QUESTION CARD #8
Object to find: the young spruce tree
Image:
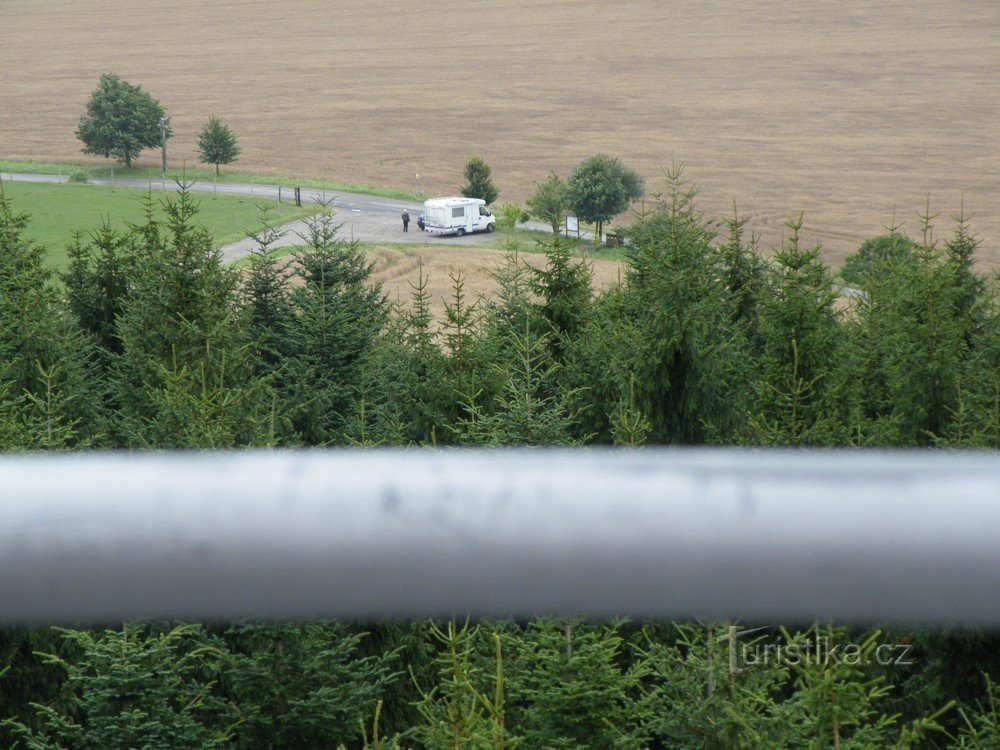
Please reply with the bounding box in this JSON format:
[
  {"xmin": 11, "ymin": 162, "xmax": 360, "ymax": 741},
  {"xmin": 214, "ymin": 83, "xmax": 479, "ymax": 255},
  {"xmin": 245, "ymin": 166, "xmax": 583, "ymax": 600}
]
[
  {"xmin": 746, "ymin": 216, "xmax": 844, "ymax": 445},
  {"xmin": 0, "ymin": 186, "xmax": 98, "ymax": 448},
  {"xmin": 279, "ymin": 203, "xmax": 387, "ymax": 445},
  {"xmin": 113, "ymin": 184, "xmax": 270, "ymax": 447},
  {"xmin": 617, "ymin": 165, "xmax": 748, "ymax": 444}
]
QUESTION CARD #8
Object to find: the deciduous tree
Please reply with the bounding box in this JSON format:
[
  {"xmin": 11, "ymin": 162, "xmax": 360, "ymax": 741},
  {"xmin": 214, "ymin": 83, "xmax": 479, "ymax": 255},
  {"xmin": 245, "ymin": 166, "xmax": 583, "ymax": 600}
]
[
  {"xmin": 197, "ymin": 115, "xmax": 241, "ymax": 175},
  {"xmin": 76, "ymin": 73, "xmax": 169, "ymax": 168},
  {"xmin": 567, "ymin": 154, "xmax": 643, "ymax": 241},
  {"xmin": 841, "ymin": 231, "xmax": 916, "ymax": 287},
  {"xmin": 527, "ymin": 172, "xmax": 569, "ymax": 233}
]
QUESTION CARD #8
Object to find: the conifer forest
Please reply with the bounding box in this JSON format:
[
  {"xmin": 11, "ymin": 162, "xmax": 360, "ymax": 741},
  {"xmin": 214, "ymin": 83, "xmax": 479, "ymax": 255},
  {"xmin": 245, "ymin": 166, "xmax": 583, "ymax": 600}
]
[{"xmin": 1, "ymin": 170, "xmax": 998, "ymax": 749}]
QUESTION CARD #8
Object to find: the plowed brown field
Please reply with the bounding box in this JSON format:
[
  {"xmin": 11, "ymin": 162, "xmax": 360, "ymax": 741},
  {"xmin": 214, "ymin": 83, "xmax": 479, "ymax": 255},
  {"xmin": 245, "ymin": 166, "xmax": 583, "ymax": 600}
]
[
  {"xmin": 2, "ymin": 0, "xmax": 997, "ymax": 271},
  {"xmin": 369, "ymin": 245, "xmax": 623, "ymax": 323}
]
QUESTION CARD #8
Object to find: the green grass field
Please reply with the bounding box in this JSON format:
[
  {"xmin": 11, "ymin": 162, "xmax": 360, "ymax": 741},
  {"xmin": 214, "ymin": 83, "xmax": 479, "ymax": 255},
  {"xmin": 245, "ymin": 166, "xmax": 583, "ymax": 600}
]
[{"xmin": 0, "ymin": 179, "xmax": 317, "ymax": 268}]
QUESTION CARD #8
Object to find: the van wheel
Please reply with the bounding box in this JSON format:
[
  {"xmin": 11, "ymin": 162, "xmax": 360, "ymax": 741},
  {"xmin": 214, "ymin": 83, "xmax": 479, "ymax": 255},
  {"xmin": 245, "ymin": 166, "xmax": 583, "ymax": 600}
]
[
  {"xmin": 485, "ymin": 223, "xmax": 494, "ymax": 233},
  {"xmin": 456, "ymin": 228, "xmax": 466, "ymax": 237}
]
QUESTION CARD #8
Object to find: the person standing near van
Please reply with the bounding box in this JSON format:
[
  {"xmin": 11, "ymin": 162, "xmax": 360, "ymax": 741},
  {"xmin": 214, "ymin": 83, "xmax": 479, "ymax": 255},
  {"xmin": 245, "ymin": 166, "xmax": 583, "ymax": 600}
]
[{"xmin": 402, "ymin": 209, "xmax": 410, "ymax": 232}]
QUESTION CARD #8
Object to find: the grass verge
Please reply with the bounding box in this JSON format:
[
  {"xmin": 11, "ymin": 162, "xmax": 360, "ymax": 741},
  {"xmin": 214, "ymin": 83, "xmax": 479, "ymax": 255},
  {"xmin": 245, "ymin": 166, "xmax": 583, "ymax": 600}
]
[{"xmin": 0, "ymin": 180, "xmax": 317, "ymax": 269}]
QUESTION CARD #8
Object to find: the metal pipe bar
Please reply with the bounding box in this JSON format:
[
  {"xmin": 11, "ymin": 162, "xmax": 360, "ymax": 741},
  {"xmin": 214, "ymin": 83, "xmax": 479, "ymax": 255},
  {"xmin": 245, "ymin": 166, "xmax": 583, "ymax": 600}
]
[{"xmin": 1, "ymin": 449, "xmax": 998, "ymax": 624}]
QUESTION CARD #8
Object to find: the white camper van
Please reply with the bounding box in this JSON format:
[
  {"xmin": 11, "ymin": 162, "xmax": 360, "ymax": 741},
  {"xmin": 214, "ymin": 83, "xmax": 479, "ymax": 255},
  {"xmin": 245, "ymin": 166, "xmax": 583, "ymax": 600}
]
[{"xmin": 422, "ymin": 197, "xmax": 496, "ymax": 237}]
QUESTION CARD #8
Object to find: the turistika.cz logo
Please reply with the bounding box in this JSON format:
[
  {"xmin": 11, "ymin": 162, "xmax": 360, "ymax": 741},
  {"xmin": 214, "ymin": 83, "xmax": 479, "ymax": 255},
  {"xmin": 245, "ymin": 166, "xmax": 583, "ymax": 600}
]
[{"xmin": 723, "ymin": 627, "xmax": 915, "ymax": 669}]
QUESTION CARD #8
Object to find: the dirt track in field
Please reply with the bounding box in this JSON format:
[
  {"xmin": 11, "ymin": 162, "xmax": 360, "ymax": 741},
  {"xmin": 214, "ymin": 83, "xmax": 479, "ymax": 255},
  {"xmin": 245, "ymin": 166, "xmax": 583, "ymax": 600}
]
[{"xmin": 2, "ymin": 0, "xmax": 997, "ymax": 273}]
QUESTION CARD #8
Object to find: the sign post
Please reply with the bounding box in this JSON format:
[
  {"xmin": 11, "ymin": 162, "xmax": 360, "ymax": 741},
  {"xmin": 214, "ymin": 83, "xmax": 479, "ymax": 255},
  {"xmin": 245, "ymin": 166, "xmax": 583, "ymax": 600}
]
[{"xmin": 158, "ymin": 117, "xmax": 168, "ymax": 173}]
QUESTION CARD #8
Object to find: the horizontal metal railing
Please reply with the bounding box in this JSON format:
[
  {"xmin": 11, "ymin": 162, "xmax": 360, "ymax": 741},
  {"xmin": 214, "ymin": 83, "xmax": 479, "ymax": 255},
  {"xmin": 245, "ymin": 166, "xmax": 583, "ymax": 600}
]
[{"xmin": 1, "ymin": 449, "xmax": 998, "ymax": 624}]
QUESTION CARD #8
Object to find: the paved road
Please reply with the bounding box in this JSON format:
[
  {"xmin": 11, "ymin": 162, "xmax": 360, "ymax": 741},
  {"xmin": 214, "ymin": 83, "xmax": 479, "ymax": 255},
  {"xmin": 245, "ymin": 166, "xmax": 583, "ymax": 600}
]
[
  {"xmin": 2, "ymin": 172, "xmax": 866, "ymax": 300},
  {"xmin": 1, "ymin": 171, "xmax": 554, "ymax": 264}
]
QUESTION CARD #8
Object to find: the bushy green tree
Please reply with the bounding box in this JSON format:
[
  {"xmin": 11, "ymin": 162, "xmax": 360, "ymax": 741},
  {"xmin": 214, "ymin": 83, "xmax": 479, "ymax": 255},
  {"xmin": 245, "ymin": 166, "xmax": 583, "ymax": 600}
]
[
  {"xmin": 529, "ymin": 235, "xmax": 593, "ymax": 358},
  {"xmin": 638, "ymin": 622, "xmax": 952, "ymax": 749},
  {"xmin": 492, "ymin": 202, "xmax": 528, "ymax": 230},
  {"xmin": 841, "ymin": 232, "xmax": 917, "ymax": 287},
  {"xmin": 0, "ymin": 187, "xmax": 98, "ymax": 448},
  {"xmin": 464, "ymin": 240, "xmax": 598, "ymax": 444},
  {"xmin": 278, "ymin": 205, "xmax": 388, "ymax": 444},
  {"xmin": 224, "ymin": 622, "xmax": 396, "ymax": 750},
  {"xmin": 62, "ymin": 223, "xmax": 136, "ymax": 358},
  {"xmin": 944, "ymin": 202, "xmax": 989, "ymax": 347},
  {"xmin": 481, "ymin": 247, "xmax": 533, "ymax": 349},
  {"xmin": 436, "ymin": 270, "xmax": 501, "ymax": 439},
  {"xmin": 558, "ymin": 285, "xmax": 639, "ymax": 444},
  {"xmin": 113, "ymin": 185, "xmax": 271, "ymax": 447},
  {"xmin": 346, "ymin": 262, "xmax": 452, "ymax": 446},
  {"xmin": 567, "ymin": 154, "xmax": 643, "ymax": 241},
  {"xmin": 882, "ymin": 629, "xmax": 1000, "ymax": 743},
  {"xmin": 411, "ymin": 620, "xmax": 517, "ymax": 750},
  {"xmin": 461, "ymin": 155, "xmax": 499, "ymax": 205},
  {"xmin": 354, "ymin": 622, "xmax": 439, "ymax": 743},
  {"xmin": 939, "ymin": 304, "xmax": 1000, "ymax": 447},
  {"xmin": 3, "ymin": 624, "xmax": 234, "ymax": 750},
  {"xmin": 953, "ymin": 675, "xmax": 1000, "ymax": 748},
  {"xmin": 238, "ymin": 214, "xmax": 294, "ymax": 382},
  {"xmin": 197, "ymin": 115, "xmax": 241, "ymax": 175},
  {"xmin": 527, "ymin": 172, "xmax": 569, "ymax": 233},
  {"xmin": 746, "ymin": 216, "xmax": 844, "ymax": 445},
  {"xmin": 637, "ymin": 621, "xmax": 785, "ymax": 748},
  {"xmin": 0, "ymin": 628, "xmax": 71, "ymax": 749},
  {"xmin": 459, "ymin": 321, "xmax": 580, "ymax": 446},
  {"xmin": 508, "ymin": 620, "xmax": 647, "ymax": 749},
  {"xmin": 840, "ymin": 205, "xmax": 979, "ymax": 445},
  {"xmin": 76, "ymin": 73, "xmax": 169, "ymax": 168},
  {"xmin": 718, "ymin": 204, "xmax": 768, "ymax": 343},
  {"xmin": 615, "ymin": 166, "xmax": 747, "ymax": 443}
]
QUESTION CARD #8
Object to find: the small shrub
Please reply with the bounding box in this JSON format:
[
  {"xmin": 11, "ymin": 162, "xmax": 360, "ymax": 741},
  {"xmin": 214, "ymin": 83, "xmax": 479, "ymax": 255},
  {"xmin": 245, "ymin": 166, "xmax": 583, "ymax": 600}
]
[
  {"xmin": 841, "ymin": 233, "xmax": 916, "ymax": 286},
  {"xmin": 494, "ymin": 201, "xmax": 528, "ymax": 230}
]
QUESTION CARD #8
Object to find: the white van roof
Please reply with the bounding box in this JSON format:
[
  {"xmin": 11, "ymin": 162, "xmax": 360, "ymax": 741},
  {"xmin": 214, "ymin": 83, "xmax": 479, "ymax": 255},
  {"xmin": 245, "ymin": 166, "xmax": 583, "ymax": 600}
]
[{"xmin": 423, "ymin": 196, "xmax": 486, "ymax": 208}]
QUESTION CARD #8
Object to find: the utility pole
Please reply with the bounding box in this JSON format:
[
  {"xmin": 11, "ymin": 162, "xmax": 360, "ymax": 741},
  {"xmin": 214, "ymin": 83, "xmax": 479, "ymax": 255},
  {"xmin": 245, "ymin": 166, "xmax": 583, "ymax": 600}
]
[{"xmin": 159, "ymin": 117, "xmax": 167, "ymax": 173}]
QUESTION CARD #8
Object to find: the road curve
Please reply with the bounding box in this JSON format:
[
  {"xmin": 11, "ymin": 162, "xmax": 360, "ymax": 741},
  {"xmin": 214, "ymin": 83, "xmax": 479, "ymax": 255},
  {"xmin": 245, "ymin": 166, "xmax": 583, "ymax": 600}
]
[{"xmin": 0, "ymin": 172, "xmax": 552, "ymax": 264}]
